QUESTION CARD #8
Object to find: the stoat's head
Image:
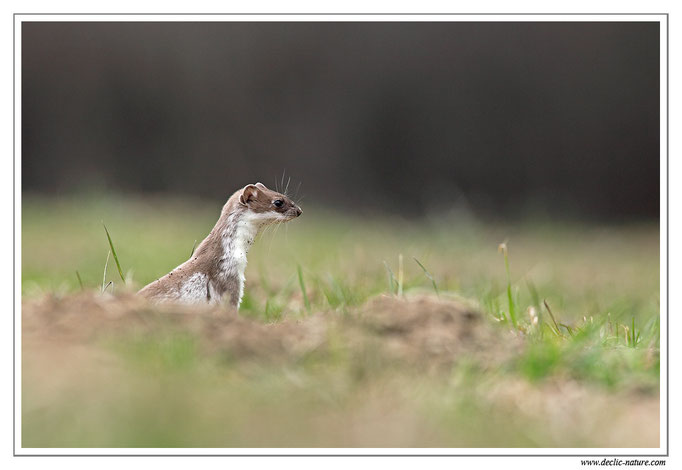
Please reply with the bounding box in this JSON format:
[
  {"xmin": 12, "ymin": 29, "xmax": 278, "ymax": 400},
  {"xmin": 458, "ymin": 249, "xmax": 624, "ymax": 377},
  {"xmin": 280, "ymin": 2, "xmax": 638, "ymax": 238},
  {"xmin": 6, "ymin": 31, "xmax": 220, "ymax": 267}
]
[{"xmin": 237, "ymin": 182, "xmax": 302, "ymax": 224}]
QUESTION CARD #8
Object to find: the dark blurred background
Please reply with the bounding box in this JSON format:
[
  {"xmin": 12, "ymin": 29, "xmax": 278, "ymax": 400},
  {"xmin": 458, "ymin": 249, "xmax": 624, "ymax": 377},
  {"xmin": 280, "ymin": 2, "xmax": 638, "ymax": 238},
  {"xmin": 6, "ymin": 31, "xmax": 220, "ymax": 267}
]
[{"xmin": 22, "ymin": 22, "xmax": 660, "ymax": 220}]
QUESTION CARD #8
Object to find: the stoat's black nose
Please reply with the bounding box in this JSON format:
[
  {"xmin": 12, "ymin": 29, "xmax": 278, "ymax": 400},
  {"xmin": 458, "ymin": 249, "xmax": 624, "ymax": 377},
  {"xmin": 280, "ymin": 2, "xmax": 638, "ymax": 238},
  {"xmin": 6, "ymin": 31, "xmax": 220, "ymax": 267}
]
[{"xmin": 295, "ymin": 206, "xmax": 302, "ymax": 217}]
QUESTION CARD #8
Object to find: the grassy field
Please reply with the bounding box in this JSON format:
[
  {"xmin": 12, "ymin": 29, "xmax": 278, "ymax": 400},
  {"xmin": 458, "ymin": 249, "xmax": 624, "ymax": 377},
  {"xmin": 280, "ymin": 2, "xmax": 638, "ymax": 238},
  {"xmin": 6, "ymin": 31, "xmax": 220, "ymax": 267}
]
[{"xmin": 21, "ymin": 194, "xmax": 661, "ymax": 448}]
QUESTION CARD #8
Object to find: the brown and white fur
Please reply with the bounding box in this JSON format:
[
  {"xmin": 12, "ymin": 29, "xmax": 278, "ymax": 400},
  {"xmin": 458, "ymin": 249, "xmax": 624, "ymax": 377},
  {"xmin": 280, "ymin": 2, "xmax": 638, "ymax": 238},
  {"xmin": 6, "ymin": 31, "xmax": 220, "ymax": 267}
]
[{"xmin": 138, "ymin": 182, "xmax": 302, "ymax": 308}]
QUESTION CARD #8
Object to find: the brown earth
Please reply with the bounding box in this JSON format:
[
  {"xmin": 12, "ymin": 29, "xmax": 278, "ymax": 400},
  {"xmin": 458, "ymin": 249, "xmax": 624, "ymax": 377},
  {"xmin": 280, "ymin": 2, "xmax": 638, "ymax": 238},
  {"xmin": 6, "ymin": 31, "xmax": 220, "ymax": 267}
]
[
  {"xmin": 22, "ymin": 291, "xmax": 520, "ymax": 368},
  {"xmin": 21, "ymin": 292, "xmax": 660, "ymax": 448}
]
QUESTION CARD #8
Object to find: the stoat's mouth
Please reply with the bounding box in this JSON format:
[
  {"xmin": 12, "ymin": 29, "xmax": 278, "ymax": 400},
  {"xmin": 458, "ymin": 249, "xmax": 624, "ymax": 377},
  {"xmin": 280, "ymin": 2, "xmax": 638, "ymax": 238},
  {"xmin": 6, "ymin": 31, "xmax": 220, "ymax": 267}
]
[
  {"xmin": 263, "ymin": 211, "xmax": 298, "ymax": 225},
  {"xmin": 283, "ymin": 206, "xmax": 302, "ymax": 220},
  {"xmin": 287, "ymin": 206, "xmax": 303, "ymax": 220}
]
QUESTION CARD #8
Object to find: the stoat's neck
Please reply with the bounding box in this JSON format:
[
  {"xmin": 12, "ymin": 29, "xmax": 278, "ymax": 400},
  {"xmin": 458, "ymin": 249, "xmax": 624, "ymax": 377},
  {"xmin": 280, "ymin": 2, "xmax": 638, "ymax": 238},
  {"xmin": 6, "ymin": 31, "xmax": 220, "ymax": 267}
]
[
  {"xmin": 222, "ymin": 211, "xmax": 261, "ymax": 260},
  {"xmin": 213, "ymin": 209, "xmax": 267, "ymax": 306}
]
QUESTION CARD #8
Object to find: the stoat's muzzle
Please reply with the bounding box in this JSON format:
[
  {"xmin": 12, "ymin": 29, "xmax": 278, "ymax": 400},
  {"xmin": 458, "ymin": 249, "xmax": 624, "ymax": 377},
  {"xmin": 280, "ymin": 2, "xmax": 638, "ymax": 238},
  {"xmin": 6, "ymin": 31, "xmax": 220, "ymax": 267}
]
[{"xmin": 289, "ymin": 205, "xmax": 302, "ymax": 218}]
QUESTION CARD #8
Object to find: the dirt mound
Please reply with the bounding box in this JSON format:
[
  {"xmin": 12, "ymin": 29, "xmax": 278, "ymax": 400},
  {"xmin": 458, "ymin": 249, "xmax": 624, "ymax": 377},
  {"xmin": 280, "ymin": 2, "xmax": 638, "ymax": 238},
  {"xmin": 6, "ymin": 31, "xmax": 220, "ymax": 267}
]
[
  {"xmin": 22, "ymin": 291, "xmax": 517, "ymax": 368},
  {"xmin": 356, "ymin": 294, "xmax": 520, "ymax": 366}
]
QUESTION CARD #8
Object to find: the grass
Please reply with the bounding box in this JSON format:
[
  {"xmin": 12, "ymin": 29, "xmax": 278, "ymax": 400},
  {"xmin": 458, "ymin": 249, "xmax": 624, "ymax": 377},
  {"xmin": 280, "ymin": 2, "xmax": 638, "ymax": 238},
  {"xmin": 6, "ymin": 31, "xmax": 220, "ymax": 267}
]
[
  {"xmin": 413, "ymin": 257, "xmax": 439, "ymax": 297},
  {"xmin": 103, "ymin": 223, "xmax": 126, "ymax": 283},
  {"xmin": 498, "ymin": 242, "xmax": 517, "ymax": 328},
  {"xmin": 75, "ymin": 270, "xmax": 83, "ymax": 290},
  {"xmin": 297, "ymin": 264, "xmax": 311, "ymax": 313},
  {"xmin": 20, "ymin": 193, "xmax": 661, "ymax": 448}
]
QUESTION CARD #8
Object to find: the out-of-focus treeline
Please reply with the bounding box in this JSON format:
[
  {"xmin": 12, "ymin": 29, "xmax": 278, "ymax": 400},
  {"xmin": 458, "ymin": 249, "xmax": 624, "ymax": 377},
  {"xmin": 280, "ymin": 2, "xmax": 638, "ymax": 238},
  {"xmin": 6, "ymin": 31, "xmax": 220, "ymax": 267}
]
[{"xmin": 22, "ymin": 21, "xmax": 660, "ymax": 219}]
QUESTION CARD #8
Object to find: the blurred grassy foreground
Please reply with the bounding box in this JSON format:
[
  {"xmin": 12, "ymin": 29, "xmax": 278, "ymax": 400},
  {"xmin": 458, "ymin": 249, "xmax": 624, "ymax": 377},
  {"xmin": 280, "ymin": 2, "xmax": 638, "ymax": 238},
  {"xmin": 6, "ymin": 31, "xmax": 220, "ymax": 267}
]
[{"xmin": 21, "ymin": 194, "xmax": 660, "ymax": 448}]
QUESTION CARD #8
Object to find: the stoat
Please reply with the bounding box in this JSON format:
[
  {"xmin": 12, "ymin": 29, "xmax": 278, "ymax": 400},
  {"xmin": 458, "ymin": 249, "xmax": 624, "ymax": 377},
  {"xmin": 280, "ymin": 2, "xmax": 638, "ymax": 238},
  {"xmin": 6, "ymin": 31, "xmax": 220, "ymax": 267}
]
[{"xmin": 138, "ymin": 182, "xmax": 302, "ymax": 308}]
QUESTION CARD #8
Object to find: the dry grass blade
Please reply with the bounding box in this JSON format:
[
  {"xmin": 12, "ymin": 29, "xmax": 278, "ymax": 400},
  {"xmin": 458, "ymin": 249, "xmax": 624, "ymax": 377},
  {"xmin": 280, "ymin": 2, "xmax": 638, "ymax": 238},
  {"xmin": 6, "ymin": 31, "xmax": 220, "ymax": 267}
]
[{"xmin": 101, "ymin": 250, "xmax": 110, "ymax": 293}]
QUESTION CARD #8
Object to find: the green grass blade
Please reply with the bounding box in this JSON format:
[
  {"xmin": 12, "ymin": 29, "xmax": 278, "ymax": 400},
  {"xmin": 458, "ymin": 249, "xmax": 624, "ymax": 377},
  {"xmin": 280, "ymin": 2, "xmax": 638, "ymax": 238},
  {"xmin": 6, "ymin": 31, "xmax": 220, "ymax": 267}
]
[
  {"xmin": 397, "ymin": 253, "xmax": 404, "ymax": 297},
  {"xmin": 543, "ymin": 299, "xmax": 563, "ymax": 337},
  {"xmin": 103, "ymin": 223, "xmax": 125, "ymax": 282},
  {"xmin": 75, "ymin": 270, "xmax": 84, "ymax": 290},
  {"xmin": 190, "ymin": 239, "xmax": 198, "ymax": 258},
  {"xmin": 383, "ymin": 261, "xmax": 397, "ymax": 295},
  {"xmin": 559, "ymin": 322, "xmax": 575, "ymax": 337},
  {"xmin": 630, "ymin": 318, "xmax": 634, "ymax": 346},
  {"xmin": 413, "ymin": 257, "xmax": 439, "ymax": 297},
  {"xmin": 297, "ymin": 265, "xmax": 311, "ymax": 313},
  {"xmin": 499, "ymin": 242, "xmax": 517, "ymax": 328},
  {"xmin": 506, "ymin": 284, "xmax": 516, "ymax": 327}
]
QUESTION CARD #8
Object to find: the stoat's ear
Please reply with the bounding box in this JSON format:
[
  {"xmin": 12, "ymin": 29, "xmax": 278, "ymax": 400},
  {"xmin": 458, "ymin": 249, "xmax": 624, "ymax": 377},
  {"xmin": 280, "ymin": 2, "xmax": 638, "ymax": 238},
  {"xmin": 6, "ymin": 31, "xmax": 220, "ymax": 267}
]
[
  {"xmin": 255, "ymin": 182, "xmax": 267, "ymax": 190},
  {"xmin": 239, "ymin": 185, "xmax": 259, "ymax": 206}
]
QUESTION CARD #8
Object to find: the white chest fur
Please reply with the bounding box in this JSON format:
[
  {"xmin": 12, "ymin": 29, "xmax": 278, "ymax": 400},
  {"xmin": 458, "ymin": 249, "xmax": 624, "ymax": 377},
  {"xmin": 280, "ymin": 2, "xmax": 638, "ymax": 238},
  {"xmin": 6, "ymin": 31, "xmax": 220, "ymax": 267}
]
[
  {"xmin": 219, "ymin": 212, "xmax": 265, "ymax": 306},
  {"xmin": 179, "ymin": 272, "xmax": 209, "ymax": 302}
]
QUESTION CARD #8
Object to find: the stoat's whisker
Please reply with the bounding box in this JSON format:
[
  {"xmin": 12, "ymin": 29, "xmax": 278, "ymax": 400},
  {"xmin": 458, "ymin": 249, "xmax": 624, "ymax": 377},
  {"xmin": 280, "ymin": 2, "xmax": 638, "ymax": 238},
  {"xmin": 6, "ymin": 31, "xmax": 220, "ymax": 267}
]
[{"xmin": 257, "ymin": 223, "xmax": 273, "ymax": 242}]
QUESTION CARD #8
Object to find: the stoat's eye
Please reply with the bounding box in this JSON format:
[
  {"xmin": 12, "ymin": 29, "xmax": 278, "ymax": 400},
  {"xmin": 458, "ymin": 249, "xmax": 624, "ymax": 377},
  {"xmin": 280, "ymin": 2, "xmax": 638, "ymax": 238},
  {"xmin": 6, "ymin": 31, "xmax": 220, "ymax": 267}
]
[{"xmin": 273, "ymin": 199, "xmax": 284, "ymax": 208}]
